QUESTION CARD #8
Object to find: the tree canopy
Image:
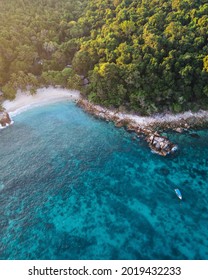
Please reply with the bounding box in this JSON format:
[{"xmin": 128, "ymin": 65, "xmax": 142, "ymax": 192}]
[{"xmin": 0, "ymin": 0, "xmax": 208, "ymax": 114}]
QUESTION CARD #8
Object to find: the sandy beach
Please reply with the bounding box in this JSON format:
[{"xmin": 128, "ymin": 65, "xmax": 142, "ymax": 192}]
[
  {"xmin": 3, "ymin": 86, "xmax": 80, "ymax": 117},
  {"xmin": 2, "ymin": 86, "xmax": 208, "ymax": 131}
]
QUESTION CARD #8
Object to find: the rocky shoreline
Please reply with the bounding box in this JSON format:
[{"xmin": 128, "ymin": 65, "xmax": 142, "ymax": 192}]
[
  {"xmin": 1, "ymin": 92, "xmax": 208, "ymax": 156},
  {"xmin": 77, "ymin": 99, "xmax": 208, "ymax": 156},
  {"xmin": 0, "ymin": 111, "xmax": 12, "ymax": 129}
]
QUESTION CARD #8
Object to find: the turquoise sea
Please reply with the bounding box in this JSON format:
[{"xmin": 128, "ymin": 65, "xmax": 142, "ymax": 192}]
[{"xmin": 0, "ymin": 101, "xmax": 207, "ymax": 260}]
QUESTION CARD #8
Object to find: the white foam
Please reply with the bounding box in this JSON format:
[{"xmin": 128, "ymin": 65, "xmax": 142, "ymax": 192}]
[{"xmin": 0, "ymin": 122, "xmax": 12, "ymax": 130}]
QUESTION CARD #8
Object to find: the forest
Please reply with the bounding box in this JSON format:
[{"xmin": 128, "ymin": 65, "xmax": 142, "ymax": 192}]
[{"xmin": 0, "ymin": 0, "xmax": 208, "ymax": 115}]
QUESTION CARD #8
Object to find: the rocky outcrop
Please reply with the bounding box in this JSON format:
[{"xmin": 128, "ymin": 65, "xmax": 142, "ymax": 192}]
[
  {"xmin": 146, "ymin": 133, "xmax": 177, "ymax": 156},
  {"xmin": 77, "ymin": 99, "xmax": 177, "ymax": 156},
  {"xmin": 0, "ymin": 111, "xmax": 12, "ymax": 128}
]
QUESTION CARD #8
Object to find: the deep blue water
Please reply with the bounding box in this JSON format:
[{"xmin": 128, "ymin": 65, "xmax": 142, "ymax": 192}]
[{"xmin": 0, "ymin": 101, "xmax": 208, "ymax": 260}]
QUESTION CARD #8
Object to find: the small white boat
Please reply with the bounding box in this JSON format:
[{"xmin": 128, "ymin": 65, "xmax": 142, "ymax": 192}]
[{"xmin": 175, "ymin": 188, "xmax": 182, "ymax": 200}]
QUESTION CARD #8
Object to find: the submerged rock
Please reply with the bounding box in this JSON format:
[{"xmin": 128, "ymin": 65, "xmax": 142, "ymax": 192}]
[
  {"xmin": 189, "ymin": 133, "xmax": 200, "ymax": 138},
  {"xmin": 156, "ymin": 167, "xmax": 170, "ymax": 175}
]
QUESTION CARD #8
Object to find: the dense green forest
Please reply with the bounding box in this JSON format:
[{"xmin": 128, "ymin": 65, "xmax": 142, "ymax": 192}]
[{"xmin": 0, "ymin": 0, "xmax": 208, "ymax": 114}]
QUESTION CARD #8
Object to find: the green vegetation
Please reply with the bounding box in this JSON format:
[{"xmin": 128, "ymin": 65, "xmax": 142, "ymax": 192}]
[
  {"xmin": 0, "ymin": 0, "xmax": 87, "ymax": 99},
  {"xmin": 0, "ymin": 0, "xmax": 208, "ymax": 114}
]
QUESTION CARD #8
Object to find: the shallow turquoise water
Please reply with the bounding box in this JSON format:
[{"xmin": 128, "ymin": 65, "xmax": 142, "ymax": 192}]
[{"xmin": 0, "ymin": 101, "xmax": 207, "ymax": 260}]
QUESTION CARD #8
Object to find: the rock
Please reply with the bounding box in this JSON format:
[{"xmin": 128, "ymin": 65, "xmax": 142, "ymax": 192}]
[
  {"xmin": 98, "ymin": 112, "xmax": 105, "ymax": 119},
  {"xmin": 184, "ymin": 123, "xmax": 190, "ymax": 129},
  {"xmin": 114, "ymin": 118, "xmax": 131, "ymax": 128},
  {"xmin": 77, "ymin": 99, "xmax": 178, "ymax": 156},
  {"xmin": 146, "ymin": 133, "xmax": 177, "ymax": 156},
  {"xmin": 0, "ymin": 111, "xmax": 11, "ymax": 127},
  {"xmin": 115, "ymin": 121, "xmax": 124, "ymax": 128},
  {"xmin": 155, "ymin": 142, "xmax": 161, "ymax": 149},
  {"xmin": 175, "ymin": 127, "xmax": 183, "ymax": 133},
  {"xmin": 157, "ymin": 167, "xmax": 170, "ymax": 175},
  {"xmin": 126, "ymin": 122, "xmax": 138, "ymax": 132},
  {"xmin": 111, "ymin": 115, "xmax": 120, "ymax": 122}
]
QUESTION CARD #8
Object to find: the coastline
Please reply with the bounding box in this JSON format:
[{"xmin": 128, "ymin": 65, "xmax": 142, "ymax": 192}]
[
  {"xmin": 1, "ymin": 87, "xmax": 208, "ymax": 155},
  {"xmin": 77, "ymin": 99, "xmax": 208, "ymax": 132},
  {"xmin": 2, "ymin": 87, "xmax": 208, "ymax": 131},
  {"xmin": 2, "ymin": 86, "xmax": 80, "ymax": 117},
  {"xmin": 77, "ymin": 99, "xmax": 208, "ymax": 155}
]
